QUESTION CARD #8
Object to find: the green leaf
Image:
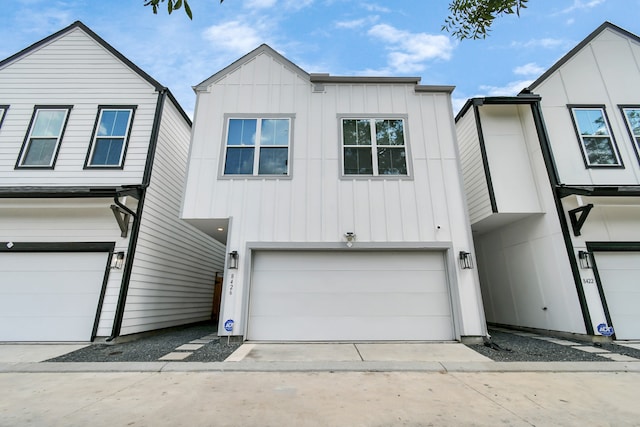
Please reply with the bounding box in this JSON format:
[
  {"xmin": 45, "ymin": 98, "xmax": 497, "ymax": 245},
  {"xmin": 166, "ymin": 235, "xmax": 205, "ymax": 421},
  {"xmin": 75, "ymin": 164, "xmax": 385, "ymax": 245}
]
[{"xmin": 184, "ymin": 0, "xmax": 193, "ymax": 19}]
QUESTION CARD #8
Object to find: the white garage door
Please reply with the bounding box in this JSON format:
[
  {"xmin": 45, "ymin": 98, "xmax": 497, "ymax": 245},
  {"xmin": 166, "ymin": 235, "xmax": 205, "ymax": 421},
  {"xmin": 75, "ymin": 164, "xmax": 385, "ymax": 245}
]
[
  {"xmin": 594, "ymin": 251, "xmax": 640, "ymax": 340},
  {"xmin": 0, "ymin": 252, "xmax": 109, "ymax": 342},
  {"xmin": 247, "ymin": 250, "xmax": 454, "ymax": 341}
]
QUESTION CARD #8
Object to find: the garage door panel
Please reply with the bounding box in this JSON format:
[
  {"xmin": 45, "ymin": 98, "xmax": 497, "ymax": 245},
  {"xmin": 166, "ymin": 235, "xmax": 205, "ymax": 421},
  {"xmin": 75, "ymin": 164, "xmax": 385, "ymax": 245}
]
[
  {"xmin": 254, "ymin": 251, "xmax": 445, "ymax": 271},
  {"xmin": 249, "ymin": 316, "xmax": 455, "ymax": 341},
  {"xmin": 251, "ymin": 270, "xmax": 448, "ymax": 294},
  {"xmin": 594, "ymin": 251, "xmax": 640, "ymax": 340},
  {"xmin": 248, "ymin": 250, "xmax": 454, "ymax": 341},
  {"xmin": 0, "ymin": 252, "xmax": 108, "ymax": 342}
]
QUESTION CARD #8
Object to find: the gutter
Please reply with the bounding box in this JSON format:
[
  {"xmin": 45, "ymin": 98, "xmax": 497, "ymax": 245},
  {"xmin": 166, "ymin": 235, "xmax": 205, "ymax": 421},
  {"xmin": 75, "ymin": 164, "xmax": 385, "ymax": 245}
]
[{"xmin": 108, "ymin": 88, "xmax": 168, "ymax": 341}]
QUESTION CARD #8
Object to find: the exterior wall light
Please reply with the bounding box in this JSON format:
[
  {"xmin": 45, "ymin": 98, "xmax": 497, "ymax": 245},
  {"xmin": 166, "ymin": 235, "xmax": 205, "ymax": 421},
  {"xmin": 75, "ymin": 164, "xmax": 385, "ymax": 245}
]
[
  {"xmin": 459, "ymin": 251, "xmax": 473, "ymax": 269},
  {"xmin": 228, "ymin": 250, "xmax": 239, "ymax": 269},
  {"xmin": 344, "ymin": 232, "xmax": 356, "ymax": 248},
  {"xmin": 111, "ymin": 251, "xmax": 125, "ymax": 269},
  {"xmin": 578, "ymin": 250, "xmax": 592, "ymax": 269}
]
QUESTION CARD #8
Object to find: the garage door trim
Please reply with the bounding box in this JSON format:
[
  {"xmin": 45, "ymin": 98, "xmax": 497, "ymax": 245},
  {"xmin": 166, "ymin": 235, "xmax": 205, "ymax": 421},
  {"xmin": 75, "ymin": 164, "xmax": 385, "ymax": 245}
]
[
  {"xmin": 588, "ymin": 241, "xmax": 640, "ymax": 340},
  {"xmin": 240, "ymin": 242, "xmax": 462, "ymax": 341},
  {"xmin": 1, "ymin": 241, "xmax": 115, "ymax": 341}
]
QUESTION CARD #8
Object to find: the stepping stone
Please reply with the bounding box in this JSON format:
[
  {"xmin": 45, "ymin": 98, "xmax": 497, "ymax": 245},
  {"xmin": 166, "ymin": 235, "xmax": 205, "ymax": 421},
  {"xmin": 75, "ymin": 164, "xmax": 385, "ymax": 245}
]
[
  {"xmin": 572, "ymin": 346, "xmax": 610, "ymax": 354},
  {"xmin": 159, "ymin": 352, "xmax": 192, "ymax": 361},
  {"xmin": 175, "ymin": 344, "xmax": 204, "ymax": 351},
  {"xmin": 598, "ymin": 353, "xmax": 639, "ymax": 362}
]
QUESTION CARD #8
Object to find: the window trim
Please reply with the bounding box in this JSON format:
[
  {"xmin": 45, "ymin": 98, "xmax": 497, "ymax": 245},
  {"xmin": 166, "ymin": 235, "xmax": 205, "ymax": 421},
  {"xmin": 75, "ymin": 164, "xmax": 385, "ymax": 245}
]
[
  {"xmin": 84, "ymin": 105, "xmax": 136, "ymax": 169},
  {"xmin": 219, "ymin": 114, "xmax": 294, "ymax": 179},
  {"xmin": 568, "ymin": 105, "xmax": 624, "ymax": 169},
  {"xmin": 619, "ymin": 104, "xmax": 640, "ymax": 167},
  {"xmin": 15, "ymin": 105, "xmax": 73, "ymax": 169},
  {"xmin": 338, "ymin": 114, "xmax": 412, "ymax": 179},
  {"xmin": 0, "ymin": 105, "xmax": 8, "ymax": 130}
]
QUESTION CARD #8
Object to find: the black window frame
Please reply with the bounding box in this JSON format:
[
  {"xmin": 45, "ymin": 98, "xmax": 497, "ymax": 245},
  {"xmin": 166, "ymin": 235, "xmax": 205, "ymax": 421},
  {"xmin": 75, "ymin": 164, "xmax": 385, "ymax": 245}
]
[
  {"xmin": 567, "ymin": 105, "xmax": 624, "ymax": 169},
  {"xmin": 15, "ymin": 105, "xmax": 73, "ymax": 169},
  {"xmin": 84, "ymin": 105, "xmax": 136, "ymax": 169}
]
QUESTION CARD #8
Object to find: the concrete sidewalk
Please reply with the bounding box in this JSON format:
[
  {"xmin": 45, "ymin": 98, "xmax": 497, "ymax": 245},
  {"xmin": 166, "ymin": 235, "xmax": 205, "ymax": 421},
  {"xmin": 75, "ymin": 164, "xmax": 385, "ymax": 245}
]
[
  {"xmin": 1, "ymin": 370, "xmax": 639, "ymax": 426},
  {"xmin": 1, "ymin": 342, "xmax": 640, "ymax": 373}
]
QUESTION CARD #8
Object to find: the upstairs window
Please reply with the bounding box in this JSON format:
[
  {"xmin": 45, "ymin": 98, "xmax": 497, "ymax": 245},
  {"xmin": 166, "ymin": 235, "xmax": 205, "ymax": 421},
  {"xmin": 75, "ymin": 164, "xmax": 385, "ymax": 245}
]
[
  {"xmin": 569, "ymin": 107, "xmax": 622, "ymax": 167},
  {"xmin": 342, "ymin": 118, "xmax": 407, "ymax": 176},
  {"xmin": 17, "ymin": 106, "xmax": 71, "ymax": 168},
  {"xmin": 621, "ymin": 106, "xmax": 640, "ymax": 161},
  {"xmin": 86, "ymin": 107, "xmax": 135, "ymax": 168},
  {"xmin": 223, "ymin": 118, "xmax": 290, "ymax": 176}
]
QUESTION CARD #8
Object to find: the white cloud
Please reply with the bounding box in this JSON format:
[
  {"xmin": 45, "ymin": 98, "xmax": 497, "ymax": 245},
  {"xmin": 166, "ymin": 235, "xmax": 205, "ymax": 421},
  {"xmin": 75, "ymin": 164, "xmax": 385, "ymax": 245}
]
[
  {"xmin": 283, "ymin": 0, "xmax": 314, "ymax": 10},
  {"xmin": 244, "ymin": 0, "xmax": 277, "ymax": 8},
  {"xmin": 335, "ymin": 16, "xmax": 378, "ymax": 29},
  {"xmin": 202, "ymin": 20, "xmax": 267, "ymax": 52},
  {"xmin": 368, "ymin": 24, "xmax": 454, "ymax": 74},
  {"xmin": 513, "ymin": 62, "xmax": 544, "ymax": 76},
  {"xmin": 479, "ymin": 79, "xmax": 534, "ymax": 96},
  {"xmin": 559, "ymin": 0, "xmax": 606, "ymax": 14},
  {"xmin": 360, "ymin": 3, "xmax": 391, "ymax": 13},
  {"xmin": 511, "ymin": 38, "xmax": 568, "ymax": 49}
]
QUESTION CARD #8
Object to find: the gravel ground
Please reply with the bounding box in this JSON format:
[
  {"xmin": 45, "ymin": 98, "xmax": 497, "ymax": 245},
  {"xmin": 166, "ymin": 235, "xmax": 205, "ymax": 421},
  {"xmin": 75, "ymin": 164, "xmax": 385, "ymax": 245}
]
[
  {"xmin": 467, "ymin": 328, "xmax": 640, "ymax": 362},
  {"xmin": 47, "ymin": 323, "xmax": 241, "ymax": 363},
  {"xmin": 46, "ymin": 324, "xmax": 640, "ymax": 363}
]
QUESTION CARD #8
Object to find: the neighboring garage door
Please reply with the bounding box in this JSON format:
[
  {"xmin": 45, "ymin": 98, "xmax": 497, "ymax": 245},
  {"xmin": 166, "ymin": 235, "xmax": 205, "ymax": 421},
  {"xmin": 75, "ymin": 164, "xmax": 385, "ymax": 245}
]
[
  {"xmin": 594, "ymin": 251, "xmax": 640, "ymax": 340},
  {"xmin": 0, "ymin": 252, "xmax": 109, "ymax": 342},
  {"xmin": 247, "ymin": 250, "xmax": 454, "ymax": 341}
]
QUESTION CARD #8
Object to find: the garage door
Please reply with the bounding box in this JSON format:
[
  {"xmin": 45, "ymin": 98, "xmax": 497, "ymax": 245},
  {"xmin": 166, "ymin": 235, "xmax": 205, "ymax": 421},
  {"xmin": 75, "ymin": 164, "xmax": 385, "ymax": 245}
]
[
  {"xmin": 0, "ymin": 252, "xmax": 109, "ymax": 341},
  {"xmin": 247, "ymin": 250, "xmax": 454, "ymax": 341},
  {"xmin": 594, "ymin": 251, "xmax": 640, "ymax": 340}
]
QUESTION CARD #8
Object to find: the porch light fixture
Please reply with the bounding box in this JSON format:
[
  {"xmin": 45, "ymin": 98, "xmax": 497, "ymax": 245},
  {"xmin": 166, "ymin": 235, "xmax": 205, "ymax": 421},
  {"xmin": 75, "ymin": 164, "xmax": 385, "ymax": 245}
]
[
  {"xmin": 578, "ymin": 250, "xmax": 592, "ymax": 269},
  {"xmin": 111, "ymin": 251, "xmax": 125, "ymax": 269},
  {"xmin": 228, "ymin": 251, "xmax": 239, "ymax": 269},
  {"xmin": 459, "ymin": 251, "xmax": 473, "ymax": 269}
]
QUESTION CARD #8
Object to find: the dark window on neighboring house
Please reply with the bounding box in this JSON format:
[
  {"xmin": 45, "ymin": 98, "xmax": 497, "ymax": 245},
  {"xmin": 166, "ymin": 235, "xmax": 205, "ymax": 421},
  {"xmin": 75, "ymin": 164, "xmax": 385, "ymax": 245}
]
[
  {"xmin": 85, "ymin": 106, "xmax": 135, "ymax": 168},
  {"xmin": 620, "ymin": 106, "xmax": 640, "ymax": 164},
  {"xmin": 16, "ymin": 106, "xmax": 72, "ymax": 168},
  {"xmin": 569, "ymin": 106, "xmax": 622, "ymax": 167}
]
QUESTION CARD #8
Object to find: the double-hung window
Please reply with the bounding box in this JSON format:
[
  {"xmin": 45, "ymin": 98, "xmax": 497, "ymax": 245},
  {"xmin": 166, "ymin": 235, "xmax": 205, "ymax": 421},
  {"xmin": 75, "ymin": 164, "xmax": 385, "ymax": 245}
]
[
  {"xmin": 223, "ymin": 117, "xmax": 291, "ymax": 176},
  {"xmin": 17, "ymin": 106, "xmax": 71, "ymax": 168},
  {"xmin": 621, "ymin": 106, "xmax": 640, "ymax": 161},
  {"xmin": 569, "ymin": 106, "xmax": 622, "ymax": 167},
  {"xmin": 342, "ymin": 118, "xmax": 407, "ymax": 176},
  {"xmin": 86, "ymin": 106, "xmax": 135, "ymax": 168}
]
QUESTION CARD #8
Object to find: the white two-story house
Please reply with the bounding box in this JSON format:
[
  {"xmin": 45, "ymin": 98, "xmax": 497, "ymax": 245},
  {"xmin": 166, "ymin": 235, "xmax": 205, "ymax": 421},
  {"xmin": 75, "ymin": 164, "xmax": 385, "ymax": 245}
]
[
  {"xmin": 0, "ymin": 21, "xmax": 225, "ymax": 342},
  {"xmin": 181, "ymin": 44, "xmax": 487, "ymax": 342},
  {"xmin": 456, "ymin": 22, "xmax": 640, "ymax": 340}
]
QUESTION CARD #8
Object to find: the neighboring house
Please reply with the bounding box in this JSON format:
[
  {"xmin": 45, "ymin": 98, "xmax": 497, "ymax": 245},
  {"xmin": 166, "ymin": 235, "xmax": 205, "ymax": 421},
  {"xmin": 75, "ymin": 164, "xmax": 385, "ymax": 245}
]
[
  {"xmin": 181, "ymin": 44, "xmax": 487, "ymax": 342},
  {"xmin": 0, "ymin": 21, "xmax": 225, "ymax": 342},
  {"xmin": 455, "ymin": 22, "xmax": 640, "ymax": 340}
]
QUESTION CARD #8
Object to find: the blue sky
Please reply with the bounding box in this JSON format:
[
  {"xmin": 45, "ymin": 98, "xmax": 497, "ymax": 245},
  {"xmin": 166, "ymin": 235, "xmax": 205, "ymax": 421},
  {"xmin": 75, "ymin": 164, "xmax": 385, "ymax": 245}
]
[{"xmin": 0, "ymin": 0, "xmax": 637, "ymax": 116}]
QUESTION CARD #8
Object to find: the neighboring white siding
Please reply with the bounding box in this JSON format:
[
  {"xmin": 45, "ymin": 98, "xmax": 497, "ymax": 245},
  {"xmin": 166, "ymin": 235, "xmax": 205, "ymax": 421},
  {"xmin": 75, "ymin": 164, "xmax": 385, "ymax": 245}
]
[
  {"xmin": 0, "ymin": 198, "xmax": 133, "ymax": 337},
  {"xmin": 121, "ymin": 99, "xmax": 226, "ymax": 335},
  {"xmin": 456, "ymin": 107, "xmax": 493, "ymax": 224},
  {"xmin": 0, "ymin": 27, "xmax": 157, "ymax": 186},
  {"xmin": 183, "ymin": 50, "xmax": 485, "ymax": 338},
  {"xmin": 535, "ymin": 28, "xmax": 640, "ymax": 186}
]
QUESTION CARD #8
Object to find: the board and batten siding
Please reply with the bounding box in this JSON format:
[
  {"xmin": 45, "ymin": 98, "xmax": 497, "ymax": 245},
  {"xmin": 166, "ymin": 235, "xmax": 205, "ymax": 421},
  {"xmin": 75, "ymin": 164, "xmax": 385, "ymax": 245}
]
[
  {"xmin": 121, "ymin": 99, "xmax": 226, "ymax": 335},
  {"xmin": 533, "ymin": 27, "xmax": 640, "ymax": 186},
  {"xmin": 455, "ymin": 107, "xmax": 493, "ymax": 225},
  {"xmin": 183, "ymin": 50, "xmax": 485, "ymax": 337},
  {"xmin": 0, "ymin": 27, "xmax": 157, "ymax": 186}
]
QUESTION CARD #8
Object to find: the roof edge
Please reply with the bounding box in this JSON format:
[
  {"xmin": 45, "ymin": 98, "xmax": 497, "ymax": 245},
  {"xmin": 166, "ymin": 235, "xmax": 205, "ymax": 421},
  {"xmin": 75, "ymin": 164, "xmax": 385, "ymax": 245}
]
[
  {"xmin": 455, "ymin": 94, "xmax": 541, "ymax": 122},
  {"xmin": 527, "ymin": 21, "xmax": 640, "ymax": 91}
]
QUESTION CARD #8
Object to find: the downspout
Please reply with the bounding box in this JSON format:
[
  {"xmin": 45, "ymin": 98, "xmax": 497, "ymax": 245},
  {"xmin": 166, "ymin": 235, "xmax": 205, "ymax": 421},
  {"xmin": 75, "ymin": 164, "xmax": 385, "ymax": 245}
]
[
  {"xmin": 530, "ymin": 100, "xmax": 594, "ymax": 335},
  {"xmin": 108, "ymin": 87, "xmax": 168, "ymax": 341}
]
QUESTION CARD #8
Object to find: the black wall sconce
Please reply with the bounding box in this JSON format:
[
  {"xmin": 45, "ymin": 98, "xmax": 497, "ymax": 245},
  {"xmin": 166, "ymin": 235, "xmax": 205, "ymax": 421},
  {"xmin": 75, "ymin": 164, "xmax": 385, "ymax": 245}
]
[
  {"xmin": 111, "ymin": 251, "xmax": 125, "ymax": 269},
  {"xmin": 228, "ymin": 251, "xmax": 239, "ymax": 269},
  {"xmin": 578, "ymin": 250, "xmax": 592, "ymax": 269},
  {"xmin": 459, "ymin": 251, "xmax": 473, "ymax": 269}
]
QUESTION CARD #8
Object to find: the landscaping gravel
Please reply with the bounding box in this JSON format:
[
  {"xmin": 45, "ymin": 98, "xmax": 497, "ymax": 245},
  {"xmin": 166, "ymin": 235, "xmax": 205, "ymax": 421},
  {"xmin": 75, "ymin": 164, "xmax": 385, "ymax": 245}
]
[
  {"xmin": 47, "ymin": 323, "xmax": 241, "ymax": 363},
  {"xmin": 467, "ymin": 328, "xmax": 640, "ymax": 362}
]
